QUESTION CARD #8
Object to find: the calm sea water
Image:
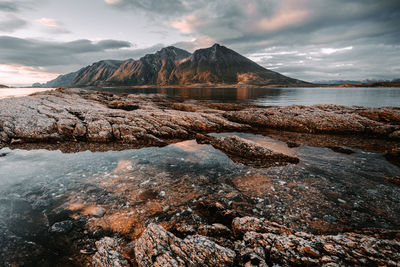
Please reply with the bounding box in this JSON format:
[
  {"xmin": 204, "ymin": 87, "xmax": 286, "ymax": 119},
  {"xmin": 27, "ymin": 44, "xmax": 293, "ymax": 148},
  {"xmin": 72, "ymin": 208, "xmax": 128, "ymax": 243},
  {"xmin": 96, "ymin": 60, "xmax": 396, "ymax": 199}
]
[
  {"xmin": 0, "ymin": 87, "xmax": 54, "ymax": 99},
  {"xmin": 1, "ymin": 87, "xmax": 399, "ymax": 107},
  {"xmin": 93, "ymin": 87, "xmax": 400, "ymax": 107}
]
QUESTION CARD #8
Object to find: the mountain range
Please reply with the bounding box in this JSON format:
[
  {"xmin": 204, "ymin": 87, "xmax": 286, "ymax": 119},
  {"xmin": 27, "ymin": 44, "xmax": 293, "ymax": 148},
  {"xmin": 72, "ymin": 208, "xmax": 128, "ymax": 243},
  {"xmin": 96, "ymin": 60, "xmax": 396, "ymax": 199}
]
[{"xmin": 33, "ymin": 44, "xmax": 310, "ymax": 88}]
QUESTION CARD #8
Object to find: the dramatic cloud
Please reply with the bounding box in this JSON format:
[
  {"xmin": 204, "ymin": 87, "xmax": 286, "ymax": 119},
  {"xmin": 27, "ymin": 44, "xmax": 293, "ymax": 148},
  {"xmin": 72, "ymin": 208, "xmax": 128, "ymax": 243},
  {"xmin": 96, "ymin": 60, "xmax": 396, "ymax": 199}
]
[
  {"xmin": 1, "ymin": 0, "xmax": 400, "ymax": 84},
  {"xmin": 0, "ymin": 35, "xmax": 166, "ymax": 84},
  {"xmin": 0, "ymin": 36, "xmax": 132, "ymax": 68}
]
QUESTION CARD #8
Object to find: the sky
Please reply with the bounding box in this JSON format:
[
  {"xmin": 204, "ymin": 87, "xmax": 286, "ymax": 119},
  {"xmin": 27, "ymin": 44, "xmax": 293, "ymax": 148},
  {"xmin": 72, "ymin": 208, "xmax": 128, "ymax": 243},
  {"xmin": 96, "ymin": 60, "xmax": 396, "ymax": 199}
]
[{"xmin": 0, "ymin": 0, "xmax": 399, "ymax": 86}]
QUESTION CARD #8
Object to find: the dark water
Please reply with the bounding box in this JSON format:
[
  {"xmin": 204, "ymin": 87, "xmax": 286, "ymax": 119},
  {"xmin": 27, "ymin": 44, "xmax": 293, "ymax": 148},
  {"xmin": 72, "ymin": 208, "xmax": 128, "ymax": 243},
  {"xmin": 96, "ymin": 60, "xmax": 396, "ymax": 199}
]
[{"xmin": 92, "ymin": 87, "xmax": 400, "ymax": 107}]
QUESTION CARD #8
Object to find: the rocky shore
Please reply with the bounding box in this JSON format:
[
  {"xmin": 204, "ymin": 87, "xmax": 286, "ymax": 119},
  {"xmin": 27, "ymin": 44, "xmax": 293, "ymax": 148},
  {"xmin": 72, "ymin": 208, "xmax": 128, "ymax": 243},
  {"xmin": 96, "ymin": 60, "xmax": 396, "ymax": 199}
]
[
  {"xmin": 1, "ymin": 88, "xmax": 400, "ymax": 266},
  {"xmin": 0, "ymin": 88, "xmax": 399, "ymax": 147}
]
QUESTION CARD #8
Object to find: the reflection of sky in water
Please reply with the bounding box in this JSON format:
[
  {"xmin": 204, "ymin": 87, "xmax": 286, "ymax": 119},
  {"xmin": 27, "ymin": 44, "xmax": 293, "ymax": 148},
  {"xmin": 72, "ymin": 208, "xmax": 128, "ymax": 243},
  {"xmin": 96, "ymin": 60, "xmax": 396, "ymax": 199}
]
[
  {"xmin": 1, "ymin": 134, "xmax": 399, "ymax": 197},
  {"xmin": 92, "ymin": 87, "xmax": 400, "ymax": 107},
  {"xmin": 0, "ymin": 141, "xmax": 238, "ymax": 193},
  {"xmin": 2, "ymin": 87, "xmax": 399, "ymax": 107},
  {"xmin": 0, "ymin": 88, "xmax": 54, "ymax": 99}
]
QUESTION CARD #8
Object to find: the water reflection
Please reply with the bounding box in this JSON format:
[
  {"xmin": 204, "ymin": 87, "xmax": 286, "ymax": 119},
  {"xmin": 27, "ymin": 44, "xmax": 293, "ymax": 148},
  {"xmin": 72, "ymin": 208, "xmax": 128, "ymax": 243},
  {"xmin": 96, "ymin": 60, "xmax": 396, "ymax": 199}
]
[
  {"xmin": 0, "ymin": 134, "xmax": 400, "ymax": 265},
  {"xmin": 92, "ymin": 87, "xmax": 400, "ymax": 107}
]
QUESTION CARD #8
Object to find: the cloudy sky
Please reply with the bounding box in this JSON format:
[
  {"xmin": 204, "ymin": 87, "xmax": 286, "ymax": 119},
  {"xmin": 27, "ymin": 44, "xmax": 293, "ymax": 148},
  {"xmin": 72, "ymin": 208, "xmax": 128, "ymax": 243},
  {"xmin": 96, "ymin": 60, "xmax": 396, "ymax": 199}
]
[{"xmin": 0, "ymin": 0, "xmax": 399, "ymax": 86}]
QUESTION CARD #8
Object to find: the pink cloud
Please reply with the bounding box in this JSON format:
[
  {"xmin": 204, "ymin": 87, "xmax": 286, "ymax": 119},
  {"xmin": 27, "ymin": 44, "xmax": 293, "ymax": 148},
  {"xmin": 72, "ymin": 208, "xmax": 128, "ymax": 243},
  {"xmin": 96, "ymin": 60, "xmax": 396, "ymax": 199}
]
[
  {"xmin": 172, "ymin": 15, "xmax": 204, "ymax": 34},
  {"xmin": 0, "ymin": 64, "xmax": 59, "ymax": 86},
  {"xmin": 254, "ymin": 0, "xmax": 309, "ymax": 31}
]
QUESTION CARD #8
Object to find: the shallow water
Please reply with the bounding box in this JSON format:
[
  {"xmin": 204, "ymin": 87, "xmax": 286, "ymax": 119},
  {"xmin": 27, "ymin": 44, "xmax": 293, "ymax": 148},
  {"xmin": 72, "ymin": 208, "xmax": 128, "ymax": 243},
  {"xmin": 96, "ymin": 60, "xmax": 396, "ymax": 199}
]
[
  {"xmin": 0, "ymin": 87, "xmax": 53, "ymax": 99},
  {"xmin": 93, "ymin": 87, "xmax": 400, "ymax": 107},
  {"xmin": 1, "ymin": 133, "xmax": 399, "ymax": 264}
]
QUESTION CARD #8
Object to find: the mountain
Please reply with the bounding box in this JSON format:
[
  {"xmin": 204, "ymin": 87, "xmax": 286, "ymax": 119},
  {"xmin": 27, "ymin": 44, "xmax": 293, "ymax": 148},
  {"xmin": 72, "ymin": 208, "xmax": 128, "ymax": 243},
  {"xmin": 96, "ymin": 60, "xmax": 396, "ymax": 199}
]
[
  {"xmin": 35, "ymin": 44, "xmax": 310, "ymax": 87},
  {"xmin": 71, "ymin": 60, "xmax": 124, "ymax": 87},
  {"xmin": 0, "ymin": 84, "xmax": 8, "ymax": 88},
  {"xmin": 107, "ymin": 46, "xmax": 191, "ymax": 85},
  {"xmin": 33, "ymin": 71, "xmax": 79, "ymax": 88}
]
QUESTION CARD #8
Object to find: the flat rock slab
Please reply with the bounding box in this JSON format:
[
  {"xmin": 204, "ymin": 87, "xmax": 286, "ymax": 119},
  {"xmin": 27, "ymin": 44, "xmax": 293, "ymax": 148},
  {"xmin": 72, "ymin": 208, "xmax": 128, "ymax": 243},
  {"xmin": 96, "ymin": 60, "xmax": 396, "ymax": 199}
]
[
  {"xmin": 1, "ymin": 89, "xmax": 400, "ymax": 150},
  {"xmin": 196, "ymin": 134, "xmax": 299, "ymax": 167}
]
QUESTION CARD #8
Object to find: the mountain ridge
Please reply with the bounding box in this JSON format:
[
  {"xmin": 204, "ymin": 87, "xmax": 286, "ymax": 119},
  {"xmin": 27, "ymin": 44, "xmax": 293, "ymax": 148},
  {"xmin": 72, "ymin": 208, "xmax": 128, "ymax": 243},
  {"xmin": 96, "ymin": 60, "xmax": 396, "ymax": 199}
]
[{"xmin": 33, "ymin": 44, "xmax": 310, "ymax": 88}]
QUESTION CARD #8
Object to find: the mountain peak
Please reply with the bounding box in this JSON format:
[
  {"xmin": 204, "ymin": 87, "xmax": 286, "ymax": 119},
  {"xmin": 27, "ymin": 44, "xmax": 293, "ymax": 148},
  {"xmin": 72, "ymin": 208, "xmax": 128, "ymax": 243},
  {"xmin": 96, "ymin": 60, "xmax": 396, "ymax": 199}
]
[{"xmin": 35, "ymin": 44, "xmax": 309, "ymax": 87}]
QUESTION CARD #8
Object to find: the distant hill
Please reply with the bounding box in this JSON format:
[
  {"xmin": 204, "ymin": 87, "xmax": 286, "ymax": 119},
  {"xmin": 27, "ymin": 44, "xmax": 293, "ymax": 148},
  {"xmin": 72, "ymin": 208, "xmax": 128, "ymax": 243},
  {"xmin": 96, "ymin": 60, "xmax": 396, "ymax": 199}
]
[
  {"xmin": 315, "ymin": 79, "xmax": 400, "ymax": 85},
  {"xmin": 335, "ymin": 82, "xmax": 400, "ymax": 88},
  {"xmin": 34, "ymin": 44, "xmax": 310, "ymax": 88},
  {"xmin": 33, "ymin": 71, "xmax": 79, "ymax": 88},
  {"xmin": 0, "ymin": 84, "xmax": 8, "ymax": 88}
]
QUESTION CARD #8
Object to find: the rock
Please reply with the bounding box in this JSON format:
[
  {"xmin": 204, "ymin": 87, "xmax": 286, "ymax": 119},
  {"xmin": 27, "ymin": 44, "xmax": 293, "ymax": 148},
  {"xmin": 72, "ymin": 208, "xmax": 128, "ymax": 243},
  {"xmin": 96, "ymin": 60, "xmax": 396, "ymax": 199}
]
[
  {"xmin": 386, "ymin": 147, "xmax": 400, "ymax": 167},
  {"xmin": 385, "ymin": 176, "xmax": 400, "ymax": 186},
  {"xmin": 87, "ymin": 206, "xmax": 106, "ymax": 217},
  {"xmin": 93, "ymin": 237, "xmax": 130, "ymax": 267},
  {"xmin": 232, "ymin": 217, "xmax": 400, "ymax": 266},
  {"xmin": 198, "ymin": 223, "xmax": 232, "ymax": 238},
  {"xmin": 328, "ymin": 146, "xmax": 355, "ymax": 154},
  {"xmin": 197, "ymin": 135, "xmax": 299, "ymax": 167},
  {"xmin": 286, "ymin": 141, "xmax": 300, "ymax": 148},
  {"xmin": 134, "ymin": 223, "xmax": 236, "ymax": 266},
  {"xmin": 49, "ymin": 220, "xmax": 73, "ymax": 234},
  {"xmin": 224, "ymin": 105, "xmax": 400, "ymax": 138},
  {"xmin": 323, "ymin": 215, "xmax": 338, "ymax": 224},
  {"xmin": 1, "ymin": 89, "xmax": 399, "ymax": 152}
]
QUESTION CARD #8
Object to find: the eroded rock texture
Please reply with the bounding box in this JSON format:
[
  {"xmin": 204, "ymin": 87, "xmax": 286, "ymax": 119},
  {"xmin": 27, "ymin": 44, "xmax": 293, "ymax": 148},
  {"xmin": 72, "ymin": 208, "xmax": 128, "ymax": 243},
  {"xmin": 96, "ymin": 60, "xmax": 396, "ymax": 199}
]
[
  {"xmin": 92, "ymin": 237, "xmax": 130, "ymax": 267},
  {"xmin": 233, "ymin": 217, "xmax": 400, "ymax": 266},
  {"xmin": 1, "ymin": 88, "xmax": 399, "ymax": 150},
  {"xmin": 196, "ymin": 134, "xmax": 299, "ymax": 166},
  {"xmin": 104, "ymin": 217, "xmax": 400, "ymax": 266},
  {"xmin": 134, "ymin": 223, "xmax": 236, "ymax": 266}
]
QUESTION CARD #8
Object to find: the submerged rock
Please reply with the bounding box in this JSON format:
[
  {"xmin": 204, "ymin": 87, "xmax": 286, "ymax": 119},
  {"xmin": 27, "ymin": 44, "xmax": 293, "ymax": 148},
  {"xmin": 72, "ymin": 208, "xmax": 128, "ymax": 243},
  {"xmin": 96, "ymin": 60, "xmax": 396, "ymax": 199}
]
[{"xmin": 197, "ymin": 134, "xmax": 299, "ymax": 167}]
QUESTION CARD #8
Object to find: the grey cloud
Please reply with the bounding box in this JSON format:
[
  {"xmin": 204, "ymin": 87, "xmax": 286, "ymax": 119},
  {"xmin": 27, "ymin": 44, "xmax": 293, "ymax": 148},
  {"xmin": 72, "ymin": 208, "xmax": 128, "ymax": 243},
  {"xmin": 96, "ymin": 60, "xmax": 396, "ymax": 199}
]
[
  {"xmin": 0, "ymin": 15, "xmax": 27, "ymax": 32},
  {"xmin": 249, "ymin": 44, "xmax": 400, "ymax": 82},
  {"xmin": 0, "ymin": 36, "xmax": 132, "ymax": 67},
  {"xmin": 0, "ymin": 1, "xmax": 19, "ymax": 12},
  {"xmin": 107, "ymin": 0, "xmax": 191, "ymax": 15},
  {"xmin": 0, "ymin": 35, "xmax": 165, "ymax": 73}
]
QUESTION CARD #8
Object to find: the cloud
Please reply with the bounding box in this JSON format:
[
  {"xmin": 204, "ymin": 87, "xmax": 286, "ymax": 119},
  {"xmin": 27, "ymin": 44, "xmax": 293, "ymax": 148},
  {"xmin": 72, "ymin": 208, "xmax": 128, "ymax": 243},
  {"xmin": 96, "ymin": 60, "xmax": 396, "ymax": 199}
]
[
  {"xmin": 247, "ymin": 44, "xmax": 400, "ymax": 81},
  {"xmin": 104, "ymin": 0, "xmax": 190, "ymax": 15},
  {"xmin": 0, "ymin": 0, "xmax": 36, "ymax": 33},
  {"xmin": 0, "ymin": 35, "xmax": 167, "ymax": 77},
  {"xmin": 0, "ymin": 15, "xmax": 27, "ymax": 32},
  {"xmin": 35, "ymin": 17, "xmax": 70, "ymax": 34},
  {"xmin": 0, "ymin": 36, "xmax": 132, "ymax": 68},
  {"xmin": 0, "ymin": 64, "xmax": 59, "ymax": 85},
  {"xmin": 0, "ymin": 1, "xmax": 19, "ymax": 12}
]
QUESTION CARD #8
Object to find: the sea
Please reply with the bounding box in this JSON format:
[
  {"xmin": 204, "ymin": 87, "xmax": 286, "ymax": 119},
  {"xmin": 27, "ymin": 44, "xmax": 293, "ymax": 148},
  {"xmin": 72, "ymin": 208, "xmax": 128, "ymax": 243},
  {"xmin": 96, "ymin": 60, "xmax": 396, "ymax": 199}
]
[{"xmin": 1, "ymin": 86, "xmax": 400, "ymax": 107}]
